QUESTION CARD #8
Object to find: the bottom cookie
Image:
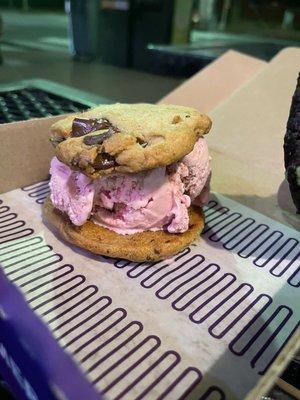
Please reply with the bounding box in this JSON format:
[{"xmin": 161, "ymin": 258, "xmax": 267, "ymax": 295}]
[{"xmin": 43, "ymin": 197, "xmax": 205, "ymax": 262}]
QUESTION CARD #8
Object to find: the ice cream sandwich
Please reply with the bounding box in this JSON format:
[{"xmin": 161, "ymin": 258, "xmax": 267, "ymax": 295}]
[{"xmin": 43, "ymin": 103, "xmax": 212, "ymax": 261}]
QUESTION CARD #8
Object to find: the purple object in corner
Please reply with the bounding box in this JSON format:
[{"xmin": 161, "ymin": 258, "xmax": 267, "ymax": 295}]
[{"xmin": 0, "ymin": 267, "xmax": 100, "ymax": 400}]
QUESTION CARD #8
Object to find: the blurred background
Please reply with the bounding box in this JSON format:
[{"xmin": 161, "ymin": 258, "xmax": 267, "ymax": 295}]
[{"xmin": 0, "ymin": 0, "xmax": 299, "ymax": 104}]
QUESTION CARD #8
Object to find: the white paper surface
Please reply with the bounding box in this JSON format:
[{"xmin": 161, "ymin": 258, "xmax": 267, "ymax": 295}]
[{"xmin": 0, "ymin": 181, "xmax": 299, "ymax": 400}]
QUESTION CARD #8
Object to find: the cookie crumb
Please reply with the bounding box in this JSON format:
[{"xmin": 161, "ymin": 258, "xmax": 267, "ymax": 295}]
[{"xmin": 136, "ymin": 137, "xmax": 148, "ymax": 147}]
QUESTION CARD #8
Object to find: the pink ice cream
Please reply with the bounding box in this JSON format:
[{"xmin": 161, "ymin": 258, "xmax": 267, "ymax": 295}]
[
  {"xmin": 92, "ymin": 167, "xmax": 190, "ymax": 234},
  {"xmin": 49, "ymin": 137, "xmax": 211, "ymax": 234},
  {"xmin": 181, "ymin": 138, "xmax": 211, "ymax": 202},
  {"xmin": 49, "ymin": 157, "xmax": 94, "ymax": 225}
]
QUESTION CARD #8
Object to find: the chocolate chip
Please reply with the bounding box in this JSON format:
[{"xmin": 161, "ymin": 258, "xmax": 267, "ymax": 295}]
[
  {"xmin": 83, "ymin": 127, "xmax": 115, "ymax": 146},
  {"xmin": 136, "ymin": 137, "xmax": 148, "ymax": 147},
  {"xmin": 72, "ymin": 117, "xmax": 112, "ymax": 137},
  {"xmin": 94, "ymin": 152, "xmax": 117, "ymax": 170},
  {"xmin": 71, "ymin": 155, "xmax": 80, "ymax": 167},
  {"xmin": 50, "ymin": 136, "xmax": 65, "ymax": 146}
]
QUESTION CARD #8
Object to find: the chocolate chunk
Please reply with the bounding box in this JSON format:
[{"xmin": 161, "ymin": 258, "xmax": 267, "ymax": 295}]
[
  {"xmin": 49, "ymin": 136, "xmax": 65, "ymax": 146},
  {"xmin": 94, "ymin": 153, "xmax": 117, "ymax": 170},
  {"xmin": 136, "ymin": 137, "xmax": 148, "ymax": 147},
  {"xmin": 83, "ymin": 127, "xmax": 115, "ymax": 146},
  {"xmin": 72, "ymin": 117, "xmax": 111, "ymax": 137}
]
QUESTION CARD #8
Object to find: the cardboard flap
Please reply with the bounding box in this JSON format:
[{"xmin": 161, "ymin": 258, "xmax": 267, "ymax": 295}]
[
  {"xmin": 159, "ymin": 50, "xmax": 267, "ymax": 111},
  {"xmin": 207, "ymin": 47, "xmax": 300, "ymax": 229},
  {"xmin": 0, "ymin": 115, "xmax": 65, "ymax": 193}
]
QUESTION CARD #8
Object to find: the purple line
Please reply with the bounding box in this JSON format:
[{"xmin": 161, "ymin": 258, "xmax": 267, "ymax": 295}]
[
  {"xmin": 92, "ymin": 336, "xmax": 160, "ymax": 385},
  {"xmin": 84, "ymin": 321, "xmax": 143, "ymax": 371},
  {"xmin": 208, "ymin": 286, "xmax": 265, "ymax": 339},
  {"xmin": 194, "ymin": 283, "xmax": 253, "ymax": 324},
  {"xmin": 156, "ymin": 255, "xmax": 205, "ymax": 300},
  {"xmin": 0, "ymin": 205, "xmax": 10, "ymax": 213},
  {"xmin": 208, "ymin": 213, "xmax": 243, "ymax": 242},
  {"xmin": 135, "ymin": 352, "xmax": 181, "ymax": 400},
  {"xmin": 10, "ymin": 255, "xmax": 64, "ymax": 282},
  {"xmin": 51, "ymin": 295, "xmax": 111, "ymax": 331},
  {"xmin": 19, "ymin": 264, "xmax": 74, "ymax": 289},
  {"xmin": 60, "ymin": 307, "xmax": 126, "ymax": 347},
  {"xmin": 250, "ymin": 306, "xmax": 293, "ymax": 369},
  {"xmin": 0, "ymin": 236, "xmax": 43, "ymax": 253},
  {"xmin": 202, "ymin": 208, "xmax": 231, "ymax": 234},
  {"xmin": 222, "ymin": 218, "xmax": 255, "ymax": 250},
  {"xmin": 41, "ymin": 285, "xmax": 99, "ymax": 317},
  {"xmin": 75, "ymin": 313, "xmax": 135, "ymax": 358},
  {"xmin": 190, "ymin": 273, "xmax": 236, "ymax": 323},
  {"xmin": 258, "ymin": 321, "xmax": 300, "ymax": 375},
  {"xmin": 270, "ymin": 241, "xmax": 299, "ymax": 276},
  {"xmin": 31, "ymin": 276, "xmax": 86, "ymax": 310},
  {"xmin": 21, "ymin": 181, "xmax": 49, "ymax": 191},
  {"xmin": 28, "ymin": 275, "xmax": 86, "ymax": 303},
  {"xmin": 172, "ymin": 264, "xmax": 220, "ymax": 311},
  {"xmin": 157, "ymin": 366, "xmax": 202, "ymax": 400},
  {"xmin": 3, "ymin": 244, "xmax": 53, "ymax": 266},
  {"xmin": 112, "ymin": 351, "xmax": 180, "ymax": 400},
  {"xmin": 0, "ymin": 213, "xmax": 18, "ymax": 223},
  {"xmin": 230, "ymin": 302, "xmax": 291, "ymax": 357},
  {"xmin": 97, "ymin": 336, "xmax": 162, "ymax": 390},
  {"xmin": 253, "ymin": 231, "xmax": 285, "ymax": 267},
  {"xmin": 237, "ymin": 224, "xmax": 269, "ymax": 257},
  {"xmin": 288, "ymin": 266, "xmax": 300, "ymax": 287},
  {"xmin": 199, "ymin": 385, "xmax": 226, "ymax": 399},
  {"xmin": 143, "ymin": 254, "xmax": 205, "ymax": 291},
  {"xmin": 68, "ymin": 308, "xmax": 127, "ymax": 353}
]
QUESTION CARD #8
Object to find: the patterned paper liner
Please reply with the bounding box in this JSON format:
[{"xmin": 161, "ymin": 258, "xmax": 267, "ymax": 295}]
[{"xmin": 0, "ymin": 181, "xmax": 298, "ymax": 400}]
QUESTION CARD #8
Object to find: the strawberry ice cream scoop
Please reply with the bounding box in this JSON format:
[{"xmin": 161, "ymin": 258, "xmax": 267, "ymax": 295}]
[
  {"xmin": 92, "ymin": 167, "xmax": 190, "ymax": 234},
  {"xmin": 178, "ymin": 137, "xmax": 211, "ymax": 201},
  {"xmin": 49, "ymin": 157, "xmax": 94, "ymax": 226},
  {"xmin": 49, "ymin": 137, "xmax": 211, "ymax": 234}
]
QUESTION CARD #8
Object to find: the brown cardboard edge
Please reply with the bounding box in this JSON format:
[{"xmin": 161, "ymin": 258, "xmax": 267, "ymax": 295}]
[
  {"xmin": 158, "ymin": 50, "xmax": 267, "ymax": 112},
  {"xmin": 269, "ymin": 46, "xmax": 300, "ymax": 64},
  {"xmin": 245, "ymin": 329, "xmax": 300, "ymax": 400},
  {"xmin": 207, "ymin": 47, "xmax": 300, "ymax": 230},
  {"xmin": 0, "ymin": 114, "xmax": 69, "ymax": 194}
]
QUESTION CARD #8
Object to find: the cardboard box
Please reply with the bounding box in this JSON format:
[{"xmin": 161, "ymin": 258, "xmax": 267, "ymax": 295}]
[{"xmin": 0, "ymin": 49, "xmax": 299, "ymax": 400}]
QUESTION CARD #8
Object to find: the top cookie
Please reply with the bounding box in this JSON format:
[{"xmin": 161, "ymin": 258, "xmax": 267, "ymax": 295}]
[{"xmin": 50, "ymin": 103, "xmax": 212, "ymax": 178}]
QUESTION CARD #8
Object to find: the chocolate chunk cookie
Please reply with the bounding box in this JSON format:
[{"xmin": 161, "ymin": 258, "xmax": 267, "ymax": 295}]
[
  {"xmin": 284, "ymin": 74, "xmax": 300, "ymax": 213},
  {"xmin": 50, "ymin": 103, "xmax": 211, "ymax": 178}
]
